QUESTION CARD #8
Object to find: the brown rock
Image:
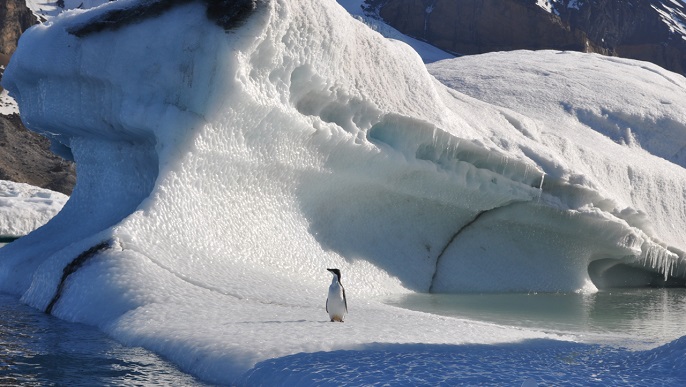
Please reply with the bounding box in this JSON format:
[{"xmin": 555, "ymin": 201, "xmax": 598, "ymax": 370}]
[
  {"xmin": 0, "ymin": 0, "xmax": 37, "ymax": 56},
  {"xmin": 0, "ymin": 114, "xmax": 76, "ymax": 195},
  {"xmin": 0, "ymin": 0, "xmax": 75, "ymax": 195}
]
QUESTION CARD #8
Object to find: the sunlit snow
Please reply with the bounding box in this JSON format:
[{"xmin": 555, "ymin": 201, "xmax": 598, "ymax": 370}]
[
  {"xmin": 0, "ymin": 89, "xmax": 19, "ymax": 115},
  {"xmin": 24, "ymin": 0, "xmax": 109, "ymax": 20},
  {"xmin": 536, "ymin": 0, "xmax": 556, "ymax": 14},
  {"xmin": 0, "ymin": 180, "xmax": 66, "ymax": 240},
  {"xmin": 2, "ymin": 0, "xmax": 686, "ymax": 385}
]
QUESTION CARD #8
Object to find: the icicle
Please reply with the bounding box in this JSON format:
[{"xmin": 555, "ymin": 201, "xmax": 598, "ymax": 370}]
[
  {"xmin": 535, "ymin": 173, "xmax": 545, "ymax": 203},
  {"xmin": 637, "ymin": 241, "xmax": 680, "ymax": 281}
]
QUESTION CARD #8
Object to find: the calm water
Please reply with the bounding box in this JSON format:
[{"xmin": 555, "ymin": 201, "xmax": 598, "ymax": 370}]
[
  {"xmin": 384, "ymin": 289, "xmax": 686, "ymax": 347},
  {"xmin": 0, "ymin": 294, "xmax": 211, "ymax": 386},
  {"xmin": 247, "ymin": 291, "xmax": 686, "ymax": 385}
]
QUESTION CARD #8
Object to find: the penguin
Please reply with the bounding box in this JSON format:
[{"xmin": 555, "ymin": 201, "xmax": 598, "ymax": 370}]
[{"xmin": 326, "ymin": 268, "xmax": 347, "ymax": 322}]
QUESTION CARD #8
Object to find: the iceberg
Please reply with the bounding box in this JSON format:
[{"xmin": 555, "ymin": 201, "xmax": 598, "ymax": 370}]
[{"xmin": 2, "ymin": 0, "xmax": 686, "ymax": 384}]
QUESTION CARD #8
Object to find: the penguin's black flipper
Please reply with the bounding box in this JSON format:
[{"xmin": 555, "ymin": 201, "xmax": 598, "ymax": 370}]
[{"xmin": 342, "ymin": 285, "xmax": 347, "ymax": 312}]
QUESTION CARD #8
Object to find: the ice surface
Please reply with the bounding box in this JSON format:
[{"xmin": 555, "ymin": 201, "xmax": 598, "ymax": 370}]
[
  {"xmin": 0, "ymin": 180, "xmax": 67, "ymax": 238},
  {"xmin": 430, "ymin": 50, "xmax": 686, "ymax": 290},
  {"xmin": 242, "ymin": 339, "xmax": 686, "ymax": 386},
  {"xmin": 2, "ymin": 0, "xmax": 686, "ymax": 384}
]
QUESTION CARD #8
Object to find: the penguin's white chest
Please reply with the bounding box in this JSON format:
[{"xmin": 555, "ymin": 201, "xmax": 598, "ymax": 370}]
[{"xmin": 327, "ymin": 282, "xmax": 346, "ymax": 322}]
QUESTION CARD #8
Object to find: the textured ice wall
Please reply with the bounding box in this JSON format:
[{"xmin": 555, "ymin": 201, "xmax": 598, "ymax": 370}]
[
  {"xmin": 1, "ymin": 0, "xmax": 539, "ymax": 303},
  {"xmin": 3, "ymin": 0, "xmax": 686, "ymax": 304},
  {"xmin": 430, "ymin": 51, "xmax": 686, "ymax": 290}
]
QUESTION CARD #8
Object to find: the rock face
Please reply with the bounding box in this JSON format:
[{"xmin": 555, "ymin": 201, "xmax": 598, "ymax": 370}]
[
  {"xmin": 378, "ymin": 0, "xmax": 601, "ymax": 54},
  {"xmin": 0, "ymin": 114, "xmax": 75, "ymax": 195},
  {"xmin": 377, "ymin": 0, "xmax": 686, "ymax": 75},
  {"xmin": 0, "ymin": 0, "xmax": 36, "ymax": 57},
  {"xmin": 1, "ymin": 0, "xmax": 37, "ymax": 90},
  {"xmin": 1, "ymin": 0, "xmax": 75, "ymax": 194}
]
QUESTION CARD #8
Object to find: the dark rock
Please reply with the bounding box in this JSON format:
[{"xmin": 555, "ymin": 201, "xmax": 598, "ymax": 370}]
[
  {"xmin": 0, "ymin": 114, "xmax": 76, "ymax": 195},
  {"xmin": 45, "ymin": 241, "xmax": 112, "ymax": 315},
  {"xmin": 205, "ymin": 0, "xmax": 256, "ymax": 31},
  {"xmin": 379, "ymin": 0, "xmax": 600, "ymax": 55},
  {"xmin": 68, "ymin": 0, "xmax": 257, "ymax": 37},
  {"xmin": 68, "ymin": 0, "xmax": 196, "ymax": 37},
  {"xmin": 377, "ymin": 0, "xmax": 686, "ymax": 75},
  {"xmin": 1, "ymin": 0, "xmax": 38, "ymax": 93},
  {"xmin": 0, "ymin": 0, "xmax": 37, "ymax": 57}
]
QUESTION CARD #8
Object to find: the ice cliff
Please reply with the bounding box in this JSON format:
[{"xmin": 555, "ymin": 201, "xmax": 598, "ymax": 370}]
[{"xmin": 2, "ymin": 0, "xmax": 686, "ymax": 383}]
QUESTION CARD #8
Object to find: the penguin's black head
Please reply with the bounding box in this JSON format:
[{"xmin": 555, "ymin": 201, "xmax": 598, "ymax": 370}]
[{"xmin": 327, "ymin": 268, "xmax": 341, "ymax": 282}]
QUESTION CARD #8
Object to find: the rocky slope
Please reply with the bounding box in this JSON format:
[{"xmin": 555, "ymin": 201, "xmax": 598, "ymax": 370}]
[
  {"xmin": 0, "ymin": 114, "xmax": 75, "ymax": 194},
  {"xmin": 1, "ymin": 0, "xmax": 75, "ymax": 195},
  {"xmin": 0, "ymin": 0, "xmax": 36, "ymax": 57},
  {"xmin": 375, "ymin": 0, "xmax": 686, "ymax": 75}
]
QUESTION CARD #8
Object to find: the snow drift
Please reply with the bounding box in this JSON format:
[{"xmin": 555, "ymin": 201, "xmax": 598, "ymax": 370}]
[
  {"xmin": 2, "ymin": 0, "xmax": 686, "ymax": 383},
  {"xmin": 0, "ymin": 180, "xmax": 67, "ymax": 239}
]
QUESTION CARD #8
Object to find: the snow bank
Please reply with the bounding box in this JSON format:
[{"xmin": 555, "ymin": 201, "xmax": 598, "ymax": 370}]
[
  {"xmin": 0, "ymin": 90, "xmax": 19, "ymax": 116},
  {"xmin": 0, "ymin": 180, "xmax": 67, "ymax": 239},
  {"xmin": 2, "ymin": 0, "xmax": 686, "ymax": 384}
]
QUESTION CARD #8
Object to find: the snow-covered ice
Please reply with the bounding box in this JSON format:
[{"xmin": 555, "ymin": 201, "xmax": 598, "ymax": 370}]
[
  {"xmin": 2, "ymin": 0, "xmax": 686, "ymax": 384},
  {"xmin": 0, "ymin": 89, "xmax": 19, "ymax": 116},
  {"xmin": 24, "ymin": 0, "xmax": 109, "ymax": 20},
  {"xmin": 0, "ymin": 180, "xmax": 67, "ymax": 239},
  {"xmin": 428, "ymin": 50, "xmax": 686, "ymax": 290}
]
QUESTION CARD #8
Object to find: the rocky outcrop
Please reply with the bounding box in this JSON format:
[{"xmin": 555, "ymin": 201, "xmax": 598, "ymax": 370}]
[
  {"xmin": 0, "ymin": 0, "xmax": 36, "ymax": 56},
  {"xmin": 378, "ymin": 0, "xmax": 602, "ymax": 54},
  {"xmin": 558, "ymin": 0, "xmax": 686, "ymax": 74},
  {"xmin": 1, "ymin": 1, "xmax": 75, "ymax": 195},
  {"xmin": 1, "ymin": 0, "xmax": 37, "ymax": 91},
  {"xmin": 0, "ymin": 114, "xmax": 75, "ymax": 195},
  {"xmin": 377, "ymin": 0, "xmax": 686, "ymax": 75}
]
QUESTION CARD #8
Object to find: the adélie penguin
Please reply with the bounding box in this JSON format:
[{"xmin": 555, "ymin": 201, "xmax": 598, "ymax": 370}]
[{"xmin": 326, "ymin": 268, "xmax": 347, "ymax": 322}]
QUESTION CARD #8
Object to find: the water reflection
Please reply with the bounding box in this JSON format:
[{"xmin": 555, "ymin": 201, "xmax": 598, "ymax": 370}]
[
  {"xmin": 584, "ymin": 289, "xmax": 686, "ymax": 343},
  {"xmin": 384, "ymin": 289, "xmax": 686, "ymax": 346},
  {"xmin": 0, "ymin": 294, "xmax": 211, "ymax": 386}
]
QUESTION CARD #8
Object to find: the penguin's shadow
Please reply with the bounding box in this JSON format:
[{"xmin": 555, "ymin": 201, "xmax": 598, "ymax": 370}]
[{"xmin": 236, "ymin": 319, "xmax": 334, "ymax": 324}]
